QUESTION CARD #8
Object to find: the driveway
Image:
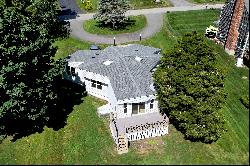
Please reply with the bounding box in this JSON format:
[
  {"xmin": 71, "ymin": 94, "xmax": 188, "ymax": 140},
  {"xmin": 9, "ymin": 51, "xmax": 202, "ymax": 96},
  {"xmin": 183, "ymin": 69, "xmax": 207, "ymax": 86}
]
[
  {"xmin": 168, "ymin": 0, "xmax": 193, "ymax": 6},
  {"xmin": 67, "ymin": 4, "xmax": 224, "ymax": 44},
  {"xmin": 70, "ymin": 13, "xmax": 163, "ymax": 44},
  {"xmin": 58, "ymin": 0, "xmax": 224, "ymax": 44}
]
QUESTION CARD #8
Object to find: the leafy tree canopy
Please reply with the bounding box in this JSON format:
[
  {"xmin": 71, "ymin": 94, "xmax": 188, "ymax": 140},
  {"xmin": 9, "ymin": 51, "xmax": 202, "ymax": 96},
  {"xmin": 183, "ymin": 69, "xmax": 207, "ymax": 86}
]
[
  {"xmin": 93, "ymin": 0, "xmax": 130, "ymax": 29},
  {"xmin": 0, "ymin": 0, "xmax": 69, "ymax": 140},
  {"xmin": 153, "ymin": 32, "xmax": 227, "ymax": 143}
]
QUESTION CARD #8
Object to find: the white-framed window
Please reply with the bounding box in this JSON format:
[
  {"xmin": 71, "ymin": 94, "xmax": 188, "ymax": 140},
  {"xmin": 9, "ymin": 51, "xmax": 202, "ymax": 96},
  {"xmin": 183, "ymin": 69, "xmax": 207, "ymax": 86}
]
[
  {"xmin": 124, "ymin": 103, "xmax": 127, "ymax": 113},
  {"xmin": 91, "ymin": 80, "xmax": 97, "ymax": 87},
  {"xmin": 91, "ymin": 80, "xmax": 104, "ymax": 90},
  {"xmin": 132, "ymin": 102, "xmax": 145, "ymax": 115},
  {"xmin": 71, "ymin": 67, "xmax": 76, "ymax": 76},
  {"xmin": 150, "ymin": 99, "xmax": 154, "ymax": 109},
  {"xmin": 139, "ymin": 102, "xmax": 145, "ymax": 113},
  {"xmin": 97, "ymin": 81, "xmax": 102, "ymax": 90},
  {"xmin": 66, "ymin": 65, "xmax": 70, "ymax": 75},
  {"xmin": 65, "ymin": 65, "xmax": 76, "ymax": 76}
]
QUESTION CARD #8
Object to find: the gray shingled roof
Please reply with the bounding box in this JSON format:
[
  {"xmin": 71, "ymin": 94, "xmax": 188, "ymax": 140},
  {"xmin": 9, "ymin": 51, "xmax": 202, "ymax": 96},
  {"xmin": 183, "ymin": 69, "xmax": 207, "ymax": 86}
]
[
  {"xmin": 244, "ymin": 0, "xmax": 249, "ymax": 12},
  {"xmin": 67, "ymin": 44, "xmax": 161, "ymax": 100}
]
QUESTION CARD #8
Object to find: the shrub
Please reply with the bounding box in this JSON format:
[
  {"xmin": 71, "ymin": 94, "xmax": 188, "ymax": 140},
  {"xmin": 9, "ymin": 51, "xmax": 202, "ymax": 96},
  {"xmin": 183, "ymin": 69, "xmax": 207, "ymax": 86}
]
[
  {"xmin": 83, "ymin": 0, "xmax": 93, "ymax": 11},
  {"xmin": 94, "ymin": 0, "xmax": 130, "ymax": 30},
  {"xmin": 240, "ymin": 95, "xmax": 249, "ymax": 109}
]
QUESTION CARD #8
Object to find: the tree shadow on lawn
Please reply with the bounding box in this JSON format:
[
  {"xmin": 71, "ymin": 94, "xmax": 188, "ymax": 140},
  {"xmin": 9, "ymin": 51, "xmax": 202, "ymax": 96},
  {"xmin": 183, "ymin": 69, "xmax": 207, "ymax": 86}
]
[
  {"xmin": 3, "ymin": 78, "xmax": 87, "ymax": 142},
  {"xmin": 46, "ymin": 78, "xmax": 87, "ymax": 131},
  {"xmin": 59, "ymin": 9, "xmax": 78, "ymax": 21},
  {"xmin": 96, "ymin": 18, "xmax": 136, "ymax": 31}
]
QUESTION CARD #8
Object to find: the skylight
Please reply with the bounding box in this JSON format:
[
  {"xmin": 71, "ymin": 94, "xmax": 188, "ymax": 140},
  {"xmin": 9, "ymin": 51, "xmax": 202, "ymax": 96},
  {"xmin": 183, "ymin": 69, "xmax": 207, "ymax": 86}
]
[{"xmin": 103, "ymin": 60, "xmax": 113, "ymax": 66}]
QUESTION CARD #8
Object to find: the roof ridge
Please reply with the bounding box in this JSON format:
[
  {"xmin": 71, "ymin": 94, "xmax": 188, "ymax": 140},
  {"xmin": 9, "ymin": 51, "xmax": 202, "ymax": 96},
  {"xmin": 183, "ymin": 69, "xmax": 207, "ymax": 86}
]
[{"xmin": 111, "ymin": 47, "xmax": 143, "ymax": 99}]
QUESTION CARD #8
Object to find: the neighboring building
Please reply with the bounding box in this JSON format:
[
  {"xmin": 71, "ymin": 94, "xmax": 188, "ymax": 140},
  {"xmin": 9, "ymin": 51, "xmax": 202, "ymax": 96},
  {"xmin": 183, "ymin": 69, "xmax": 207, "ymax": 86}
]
[
  {"xmin": 217, "ymin": 0, "xmax": 249, "ymax": 67},
  {"xmin": 65, "ymin": 44, "xmax": 169, "ymax": 154}
]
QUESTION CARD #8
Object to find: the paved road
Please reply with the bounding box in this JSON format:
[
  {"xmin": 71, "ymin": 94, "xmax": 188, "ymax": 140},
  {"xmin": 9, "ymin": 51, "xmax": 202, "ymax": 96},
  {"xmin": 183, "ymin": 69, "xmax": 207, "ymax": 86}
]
[
  {"xmin": 70, "ymin": 13, "xmax": 163, "ymax": 44},
  {"xmin": 168, "ymin": 0, "xmax": 193, "ymax": 7},
  {"xmin": 67, "ymin": 4, "xmax": 224, "ymax": 44}
]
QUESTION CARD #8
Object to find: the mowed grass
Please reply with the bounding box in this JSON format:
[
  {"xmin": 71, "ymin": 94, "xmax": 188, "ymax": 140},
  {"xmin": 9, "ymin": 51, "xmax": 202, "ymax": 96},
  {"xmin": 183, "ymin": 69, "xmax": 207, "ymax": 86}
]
[
  {"xmin": 129, "ymin": 0, "xmax": 173, "ymax": 9},
  {"xmin": 83, "ymin": 15, "xmax": 147, "ymax": 35},
  {"xmin": 76, "ymin": 0, "xmax": 173, "ymax": 12},
  {"xmin": 166, "ymin": 9, "xmax": 220, "ymax": 36},
  {"xmin": 0, "ymin": 9, "xmax": 248, "ymax": 165},
  {"xmin": 53, "ymin": 37, "xmax": 107, "ymax": 60}
]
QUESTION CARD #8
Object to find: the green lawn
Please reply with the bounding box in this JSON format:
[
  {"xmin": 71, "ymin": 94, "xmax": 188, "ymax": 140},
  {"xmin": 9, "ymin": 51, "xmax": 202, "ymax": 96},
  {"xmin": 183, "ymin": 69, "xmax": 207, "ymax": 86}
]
[
  {"xmin": 53, "ymin": 37, "xmax": 107, "ymax": 60},
  {"xmin": 0, "ymin": 9, "xmax": 248, "ymax": 165},
  {"xmin": 76, "ymin": 0, "xmax": 173, "ymax": 13},
  {"xmin": 83, "ymin": 15, "xmax": 147, "ymax": 35},
  {"xmin": 129, "ymin": 0, "xmax": 173, "ymax": 9},
  {"xmin": 189, "ymin": 0, "xmax": 225, "ymax": 4},
  {"xmin": 166, "ymin": 9, "xmax": 220, "ymax": 36}
]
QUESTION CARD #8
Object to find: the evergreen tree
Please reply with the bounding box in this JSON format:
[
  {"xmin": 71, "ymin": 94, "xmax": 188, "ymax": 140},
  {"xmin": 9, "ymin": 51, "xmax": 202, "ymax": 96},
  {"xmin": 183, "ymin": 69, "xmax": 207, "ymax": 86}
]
[
  {"xmin": 153, "ymin": 32, "xmax": 227, "ymax": 143},
  {"xmin": 93, "ymin": 0, "xmax": 130, "ymax": 29},
  {"xmin": 0, "ymin": 0, "xmax": 68, "ymax": 139}
]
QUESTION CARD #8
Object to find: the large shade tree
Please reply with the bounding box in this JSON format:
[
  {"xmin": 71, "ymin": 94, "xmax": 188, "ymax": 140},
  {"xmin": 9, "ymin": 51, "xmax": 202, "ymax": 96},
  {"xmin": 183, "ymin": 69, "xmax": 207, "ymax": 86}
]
[
  {"xmin": 93, "ymin": 0, "xmax": 130, "ymax": 29},
  {"xmin": 0, "ymin": 0, "xmax": 68, "ymax": 140},
  {"xmin": 153, "ymin": 32, "xmax": 227, "ymax": 143}
]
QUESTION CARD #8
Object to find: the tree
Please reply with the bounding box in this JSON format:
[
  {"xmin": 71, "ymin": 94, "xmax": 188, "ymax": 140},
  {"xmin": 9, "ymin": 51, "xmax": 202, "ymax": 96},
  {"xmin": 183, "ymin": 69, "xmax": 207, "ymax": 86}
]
[
  {"xmin": 93, "ymin": 0, "xmax": 130, "ymax": 29},
  {"xmin": 153, "ymin": 32, "xmax": 227, "ymax": 143},
  {"xmin": 0, "ymin": 0, "xmax": 69, "ymax": 140}
]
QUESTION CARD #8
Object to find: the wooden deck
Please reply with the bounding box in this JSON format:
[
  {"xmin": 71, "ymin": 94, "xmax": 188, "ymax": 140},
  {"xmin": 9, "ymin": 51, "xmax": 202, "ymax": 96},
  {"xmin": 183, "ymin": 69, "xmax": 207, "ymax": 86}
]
[{"xmin": 112, "ymin": 112, "xmax": 168, "ymax": 136}]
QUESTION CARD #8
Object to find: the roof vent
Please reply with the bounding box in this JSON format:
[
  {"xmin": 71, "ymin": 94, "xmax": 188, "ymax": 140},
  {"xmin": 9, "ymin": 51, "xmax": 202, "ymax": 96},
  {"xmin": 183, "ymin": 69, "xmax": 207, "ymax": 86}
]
[
  {"xmin": 92, "ymin": 56, "xmax": 95, "ymax": 58},
  {"xmin": 135, "ymin": 56, "xmax": 142, "ymax": 62},
  {"xmin": 103, "ymin": 60, "xmax": 113, "ymax": 66},
  {"xmin": 90, "ymin": 45, "xmax": 100, "ymax": 50},
  {"xmin": 154, "ymin": 50, "xmax": 161, "ymax": 54},
  {"xmin": 150, "ymin": 83, "xmax": 156, "ymax": 91},
  {"xmin": 135, "ymin": 49, "xmax": 139, "ymax": 51}
]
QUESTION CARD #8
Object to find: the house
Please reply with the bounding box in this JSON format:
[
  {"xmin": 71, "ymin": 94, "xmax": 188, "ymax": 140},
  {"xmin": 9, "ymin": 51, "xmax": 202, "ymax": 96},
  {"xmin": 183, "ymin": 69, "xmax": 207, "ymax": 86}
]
[
  {"xmin": 65, "ymin": 44, "xmax": 169, "ymax": 154},
  {"xmin": 216, "ymin": 0, "xmax": 249, "ymax": 67}
]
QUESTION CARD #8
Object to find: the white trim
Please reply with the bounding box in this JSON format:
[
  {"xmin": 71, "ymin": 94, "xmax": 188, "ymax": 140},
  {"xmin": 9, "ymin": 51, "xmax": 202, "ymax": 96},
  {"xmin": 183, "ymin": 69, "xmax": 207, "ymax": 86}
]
[{"xmin": 117, "ymin": 95, "xmax": 156, "ymax": 104}]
